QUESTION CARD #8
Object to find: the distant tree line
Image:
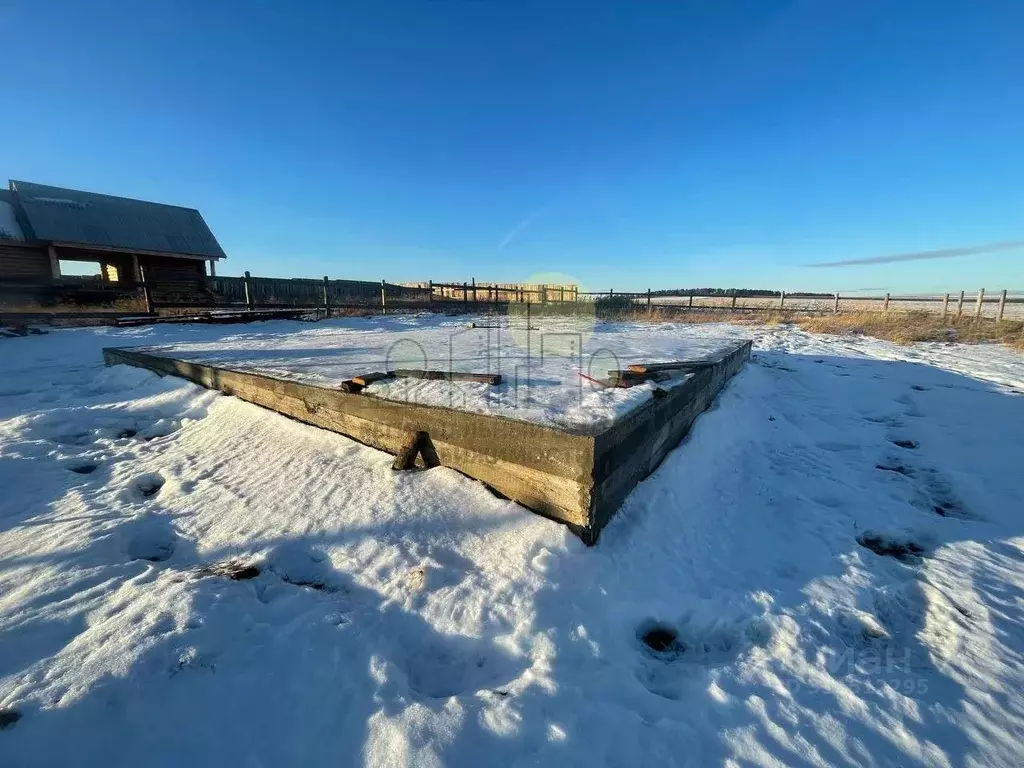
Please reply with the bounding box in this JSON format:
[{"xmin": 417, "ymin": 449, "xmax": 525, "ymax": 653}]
[{"xmin": 649, "ymin": 288, "xmax": 833, "ymax": 298}]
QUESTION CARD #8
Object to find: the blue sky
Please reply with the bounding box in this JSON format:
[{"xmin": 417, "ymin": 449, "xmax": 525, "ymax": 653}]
[{"xmin": 2, "ymin": 1, "xmax": 1022, "ymax": 293}]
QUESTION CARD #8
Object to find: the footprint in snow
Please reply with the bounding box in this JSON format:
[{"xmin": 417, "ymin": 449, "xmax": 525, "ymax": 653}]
[
  {"xmin": 266, "ymin": 542, "xmax": 341, "ymax": 592},
  {"xmin": 890, "ymin": 438, "xmax": 919, "ymax": 450},
  {"xmin": 634, "ymin": 616, "xmax": 769, "ymax": 699},
  {"xmin": 816, "ymin": 441, "xmax": 861, "ymax": 453},
  {"xmin": 126, "ymin": 530, "xmax": 178, "ymax": 563},
  {"xmin": 67, "ymin": 461, "xmax": 99, "ymax": 475},
  {"xmin": 130, "ymin": 472, "xmax": 166, "ymax": 499},
  {"xmin": 876, "ymin": 462, "xmax": 913, "ymax": 476},
  {"xmin": 399, "ymin": 636, "xmax": 525, "ymax": 699},
  {"xmin": 904, "ymin": 466, "xmax": 972, "ymax": 520},
  {"xmin": 863, "ymin": 414, "xmax": 903, "ymax": 427}
]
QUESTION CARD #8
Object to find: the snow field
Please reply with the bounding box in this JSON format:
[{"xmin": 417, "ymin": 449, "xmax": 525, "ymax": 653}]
[{"xmin": 0, "ymin": 316, "xmax": 1023, "ymax": 766}]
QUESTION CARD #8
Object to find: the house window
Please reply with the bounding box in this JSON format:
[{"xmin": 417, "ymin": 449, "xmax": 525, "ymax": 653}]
[{"xmin": 57, "ymin": 259, "xmax": 102, "ymax": 278}]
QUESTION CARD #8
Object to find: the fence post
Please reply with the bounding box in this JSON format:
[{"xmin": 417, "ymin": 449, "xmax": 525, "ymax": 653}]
[
  {"xmin": 647, "ymin": 288, "xmax": 651, "ymax": 310},
  {"xmin": 322, "ymin": 276, "xmax": 330, "ymax": 318},
  {"xmin": 956, "ymin": 290, "xmax": 965, "ymax": 321},
  {"xmin": 244, "ymin": 270, "xmax": 254, "ymax": 312},
  {"xmin": 974, "ymin": 288, "xmax": 985, "ymax": 323},
  {"xmin": 942, "ymin": 293, "xmax": 949, "ymax": 319},
  {"xmin": 428, "ymin": 280, "xmax": 433, "ymax": 307},
  {"xmin": 997, "ymin": 289, "xmax": 1007, "ymax": 323},
  {"xmin": 381, "ymin": 279, "xmax": 387, "ymax": 315},
  {"xmin": 779, "ymin": 290, "xmax": 785, "ymax": 309},
  {"xmin": 883, "ymin": 293, "xmax": 890, "ymax": 313},
  {"xmin": 526, "ymin": 301, "xmax": 532, "ymax": 369},
  {"xmin": 731, "ymin": 292, "xmax": 737, "ymax": 310},
  {"xmin": 472, "ymin": 277, "xmax": 476, "ymax": 306},
  {"xmin": 463, "ymin": 282, "xmax": 468, "ymax": 307},
  {"xmin": 139, "ymin": 265, "xmax": 153, "ymax": 314},
  {"xmin": 688, "ymin": 294, "xmax": 693, "ymax": 309},
  {"xmin": 833, "ymin": 293, "xmax": 840, "ymax": 314}
]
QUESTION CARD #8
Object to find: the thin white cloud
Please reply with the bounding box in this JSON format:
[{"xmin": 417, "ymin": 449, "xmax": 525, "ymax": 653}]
[
  {"xmin": 805, "ymin": 240, "xmax": 1024, "ymax": 268},
  {"xmin": 497, "ymin": 206, "xmax": 546, "ymax": 250}
]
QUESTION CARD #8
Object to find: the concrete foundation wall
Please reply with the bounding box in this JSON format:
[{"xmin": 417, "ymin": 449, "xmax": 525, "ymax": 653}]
[{"xmin": 103, "ymin": 339, "xmax": 751, "ymax": 543}]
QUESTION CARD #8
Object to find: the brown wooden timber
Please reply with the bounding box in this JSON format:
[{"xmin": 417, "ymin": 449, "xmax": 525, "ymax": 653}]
[
  {"xmin": 606, "ymin": 370, "xmax": 671, "ymax": 386},
  {"xmin": 627, "ymin": 361, "xmax": 715, "ymax": 374},
  {"xmin": 352, "ymin": 372, "xmax": 391, "ymax": 386},
  {"xmin": 392, "ymin": 431, "xmax": 424, "ymax": 470},
  {"xmin": 390, "ymin": 369, "xmax": 502, "ymax": 385}
]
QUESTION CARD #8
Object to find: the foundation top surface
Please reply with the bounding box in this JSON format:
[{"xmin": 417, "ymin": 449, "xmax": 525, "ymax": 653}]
[{"xmin": 132, "ymin": 314, "xmax": 750, "ymax": 429}]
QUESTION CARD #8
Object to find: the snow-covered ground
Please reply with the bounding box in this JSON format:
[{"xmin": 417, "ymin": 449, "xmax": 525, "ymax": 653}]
[
  {"xmin": 2, "ymin": 316, "xmax": 1024, "ymax": 767},
  {"xmin": 136, "ymin": 314, "xmax": 744, "ymax": 429}
]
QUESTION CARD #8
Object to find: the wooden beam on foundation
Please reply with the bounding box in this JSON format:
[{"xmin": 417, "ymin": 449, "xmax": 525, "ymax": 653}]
[
  {"xmin": 627, "ymin": 361, "xmax": 715, "ymax": 374},
  {"xmin": 391, "ymin": 369, "xmax": 501, "ymax": 385},
  {"xmin": 352, "ymin": 372, "xmax": 391, "ymax": 386},
  {"xmin": 606, "ymin": 370, "xmax": 671, "ymax": 387}
]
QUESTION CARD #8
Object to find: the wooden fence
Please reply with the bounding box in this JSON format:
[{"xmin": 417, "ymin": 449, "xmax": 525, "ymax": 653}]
[
  {"xmin": 3, "ymin": 270, "xmax": 1021, "ymax": 324},
  {"xmin": 402, "ymin": 280, "xmax": 578, "ymax": 304},
  {"xmin": 142, "ymin": 274, "xmax": 578, "ymax": 313},
  {"xmin": 574, "ymin": 288, "xmax": 1024, "ymax": 323}
]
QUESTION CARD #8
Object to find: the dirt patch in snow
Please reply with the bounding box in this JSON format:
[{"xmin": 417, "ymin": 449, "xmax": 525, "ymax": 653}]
[
  {"xmin": 857, "ymin": 532, "xmax": 926, "ymax": 561},
  {"xmin": 196, "ymin": 560, "xmax": 261, "ymax": 580}
]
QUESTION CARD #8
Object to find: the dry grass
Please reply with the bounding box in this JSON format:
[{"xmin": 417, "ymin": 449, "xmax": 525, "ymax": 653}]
[
  {"xmin": 617, "ymin": 307, "xmax": 1024, "ymax": 352},
  {"xmin": 797, "ymin": 311, "xmax": 1024, "ymax": 351}
]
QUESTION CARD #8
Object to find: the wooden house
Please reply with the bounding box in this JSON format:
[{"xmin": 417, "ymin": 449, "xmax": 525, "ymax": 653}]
[{"xmin": 0, "ymin": 180, "xmax": 226, "ymax": 305}]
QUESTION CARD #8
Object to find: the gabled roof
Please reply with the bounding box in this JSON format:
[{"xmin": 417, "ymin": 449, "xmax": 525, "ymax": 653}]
[{"xmin": 9, "ymin": 180, "xmax": 226, "ymax": 259}]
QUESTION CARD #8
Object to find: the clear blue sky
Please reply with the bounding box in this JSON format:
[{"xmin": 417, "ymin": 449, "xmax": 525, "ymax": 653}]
[{"xmin": 3, "ymin": 1, "xmax": 1022, "ymax": 293}]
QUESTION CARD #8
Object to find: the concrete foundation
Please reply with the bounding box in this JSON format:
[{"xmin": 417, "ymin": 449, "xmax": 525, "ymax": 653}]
[{"xmin": 103, "ymin": 339, "xmax": 751, "ymax": 543}]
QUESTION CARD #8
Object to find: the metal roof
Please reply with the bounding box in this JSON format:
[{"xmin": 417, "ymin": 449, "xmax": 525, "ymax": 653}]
[{"xmin": 9, "ymin": 180, "xmax": 226, "ymax": 259}]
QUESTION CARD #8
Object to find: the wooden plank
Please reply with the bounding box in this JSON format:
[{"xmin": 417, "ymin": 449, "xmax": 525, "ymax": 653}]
[
  {"xmin": 352, "ymin": 372, "xmax": 391, "ymax": 386},
  {"xmin": 607, "ymin": 370, "xmax": 671, "ymax": 385},
  {"xmin": 626, "ymin": 361, "xmax": 714, "ymax": 374},
  {"xmin": 391, "ymin": 431, "xmax": 423, "ymax": 470},
  {"xmin": 419, "ymin": 433, "xmax": 440, "ymax": 467},
  {"xmin": 390, "ymin": 369, "xmax": 501, "ymax": 385}
]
